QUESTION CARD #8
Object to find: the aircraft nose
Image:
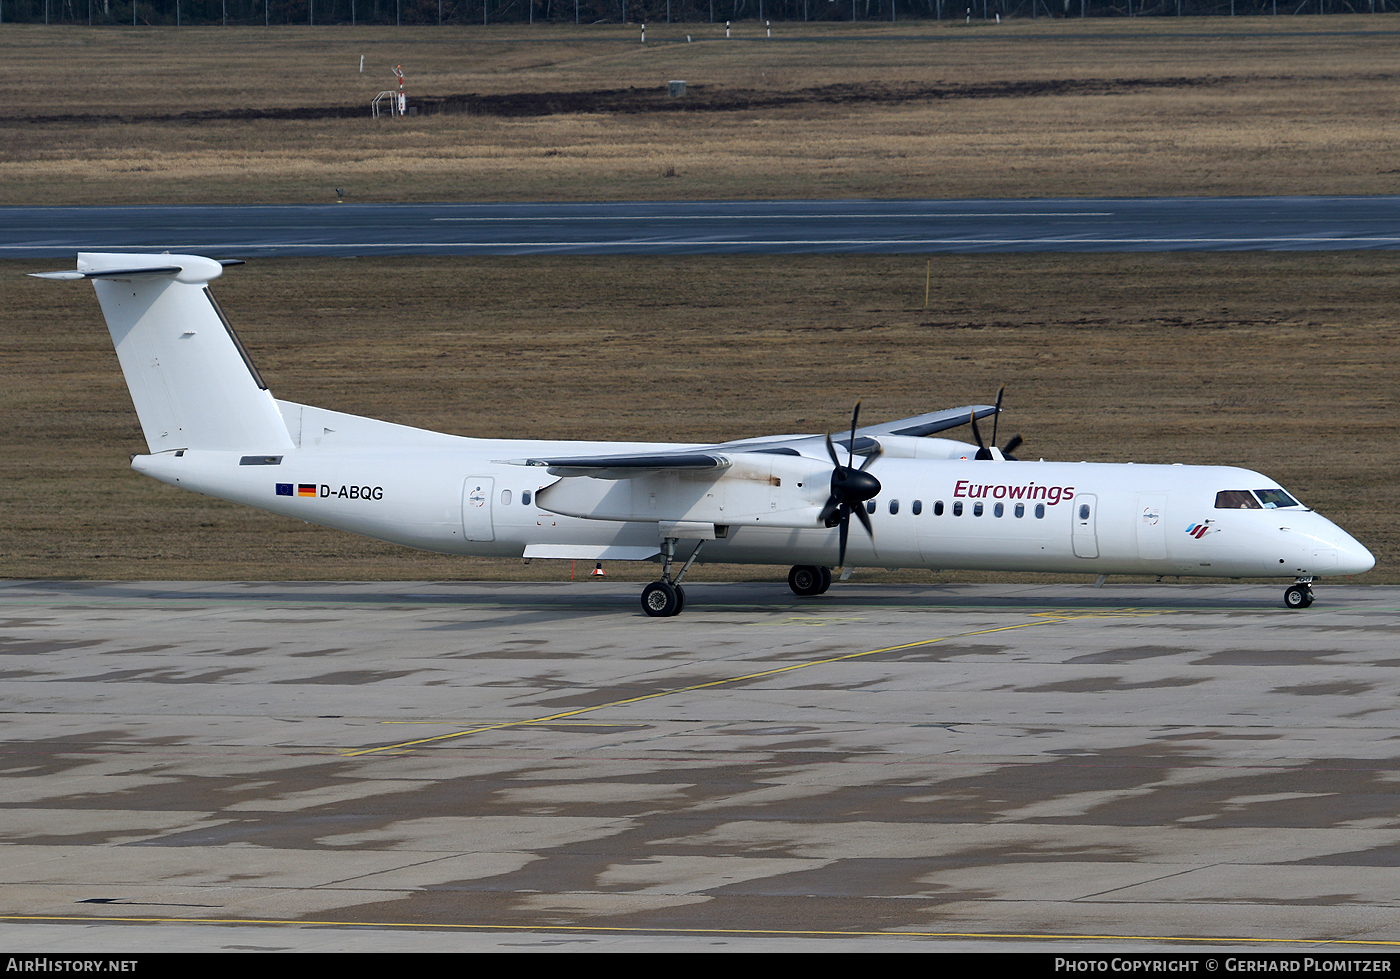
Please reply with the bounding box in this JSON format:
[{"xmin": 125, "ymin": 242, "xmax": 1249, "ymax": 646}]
[
  {"xmin": 1335, "ymin": 534, "xmax": 1376, "ymax": 575},
  {"xmin": 1317, "ymin": 518, "xmax": 1375, "ymax": 575},
  {"xmin": 1279, "ymin": 513, "xmax": 1375, "ymax": 577}
]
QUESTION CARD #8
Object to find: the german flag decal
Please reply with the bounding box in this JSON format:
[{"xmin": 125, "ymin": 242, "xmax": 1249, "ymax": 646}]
[{"xmin": 298, "ymin": 484, "xmax": 317, "ymax": 498}]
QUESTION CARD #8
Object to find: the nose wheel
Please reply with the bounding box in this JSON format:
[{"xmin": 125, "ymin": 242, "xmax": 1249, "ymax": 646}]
[{"xmin": 1284, "ymin": 579, "xmax": 1314, "ymax": 610}]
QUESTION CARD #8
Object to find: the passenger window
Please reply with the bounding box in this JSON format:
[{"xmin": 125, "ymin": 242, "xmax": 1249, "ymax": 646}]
[
  {"xmin": 522, "ymin": 489, "xmax": 532, "ymax": 506},
  {"xmin": 934, "ymin": 501, "xmax": 944, "ymax": 516},
  {"xmin": 994, "ymin": 502, "xmax": 1004, "ymax": 518},
  {"xmin": 1035, "ymin": 503, "xmax": 1045, "ymax": 519},
  {"xmin": 1078, "ymin": 503, "xmax": 1091, "ymax": 520},
  {"xmin": 953, "ymin": 501, "xmax": 963, "ymax": 516},
  {"xmin": 1215, "ymin": 490, "xmax": 1261, "ymax": 510},
  {"xmin": 501, "ymin": 489, "xmax": 512, "ymax": 506},
  {"xmin": 912, "ymin": 500, "xmax": 922, "ymax": 516},
  {"xmin": 866, "ymin": 501, "xmax": 876, "ymax": 515},
  {"xmin": 973, "ymin": 502, "xmax": 984, "ymax": 517},
  {"xmin": 889, "ymin": 499, "xmax": 899, "ymax": 515},
  {"xmin": 1014, "ymin": 503, "xmax": 1024, "ymax": 518}
]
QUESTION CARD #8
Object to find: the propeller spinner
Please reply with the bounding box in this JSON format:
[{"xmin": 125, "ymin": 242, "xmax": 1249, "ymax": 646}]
[{"xmin": 818, "ymin": 402, "xmax": 882, "ymax": 570}]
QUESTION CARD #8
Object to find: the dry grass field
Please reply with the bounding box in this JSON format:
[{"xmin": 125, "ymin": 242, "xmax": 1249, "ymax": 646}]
[
  {"xmin": 3, "ymin": 251, "xmax": 1394, "ymax": 584},
  {"xmin": 1, "ymin": 20, "xmax": 1395, "ymax": 586},
  {"xmin": 4, "ymin": 19, "xmax": 1400, "ymax": 202}
]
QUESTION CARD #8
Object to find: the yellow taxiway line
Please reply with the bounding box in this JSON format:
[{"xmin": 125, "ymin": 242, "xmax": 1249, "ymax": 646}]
[{"xmin": 2, "ymin": 913, "xmax": 1398, "ymax": 946}]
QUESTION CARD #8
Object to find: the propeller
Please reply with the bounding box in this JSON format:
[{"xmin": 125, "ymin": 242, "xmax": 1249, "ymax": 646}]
[
  {"xmin": 970, "ymin": 385, "xmax": 1023, "ymax": 461},
  {"xmin": 817, "ymin": 401, "xmax": 882, "ymax": 570}
]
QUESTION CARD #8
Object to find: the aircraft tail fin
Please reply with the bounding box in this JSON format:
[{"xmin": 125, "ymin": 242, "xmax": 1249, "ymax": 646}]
[{"xmin": 33, "ymin": 253, "xmax": 293, "ymax": 454}]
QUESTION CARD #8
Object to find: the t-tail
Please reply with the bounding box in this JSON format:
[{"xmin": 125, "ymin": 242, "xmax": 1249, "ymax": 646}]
[{"xmin": 32, "ymin": 253, "xmax": 293, "ymax": 455}]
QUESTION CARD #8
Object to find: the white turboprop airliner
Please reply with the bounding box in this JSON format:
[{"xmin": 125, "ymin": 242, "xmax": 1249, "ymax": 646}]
[{"xmin": 35, "ymin": 252, "xmax": 1374, "ymax": 616}]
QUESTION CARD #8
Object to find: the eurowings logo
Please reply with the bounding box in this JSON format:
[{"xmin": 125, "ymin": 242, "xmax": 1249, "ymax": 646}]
[
  {"xmin": 953, "ymin": 480, "xmax": 1075, "ymax": 505},
  {"xmin": 1185, "ymin": 522, "xmax": 1216, "ymax": 539}
]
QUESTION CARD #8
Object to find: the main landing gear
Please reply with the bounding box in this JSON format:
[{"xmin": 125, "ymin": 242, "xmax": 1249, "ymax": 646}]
[
  {"xmin": 1284, "ymin": 577, "xmax": 1315, "ymax": 610},
  {"xmin": 641, "ymin": 537, "xmax": 706, "ymax": 618},
  {"xmin": 788, "ymin": 565, "xmax": 833, "ymax": 597}
]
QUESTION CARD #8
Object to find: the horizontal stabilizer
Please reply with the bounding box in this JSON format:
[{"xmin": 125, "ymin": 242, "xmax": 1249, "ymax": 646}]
[
  {"xmin": 31, "ymin": 266, "xmax": 183, "ymax": 281},
  {"xmin": 30, "ymin": 255, "xmax": 244, "ymax": 284}
]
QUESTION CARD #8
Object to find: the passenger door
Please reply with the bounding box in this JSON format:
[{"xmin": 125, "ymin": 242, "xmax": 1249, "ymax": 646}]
[
  {"xmin": 462, "ymin": 477, "xmax": 495, "ymax": 542},
  {"xmin": 1072, "ymin": 493, "xmax": 1099, "ymax": 559},
  {"xmin": 1136, "ymin": 494, "xmax": 1167, "ymax": 561}
]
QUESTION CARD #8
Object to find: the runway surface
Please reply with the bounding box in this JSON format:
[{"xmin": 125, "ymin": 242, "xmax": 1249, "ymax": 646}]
[
  {"xmin": 5, "ymin": 197, "xmax": 1400, "ymax": 258},
  {"xmin": 3, "ymin": 580, "xmax": 1398, "ymax": 952}
]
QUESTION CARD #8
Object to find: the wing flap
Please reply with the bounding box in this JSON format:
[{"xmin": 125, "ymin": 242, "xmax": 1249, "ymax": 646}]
[{"xmin": 523, "ymin": 544, "xmax": 661, "ymax": 561}]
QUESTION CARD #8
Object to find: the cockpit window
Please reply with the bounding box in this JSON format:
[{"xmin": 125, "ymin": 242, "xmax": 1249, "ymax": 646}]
[
  {"xmin": 1215, "ymin": 489, "xmax": 1303, "ymax": 510},
  {"xmin": 1215, "ymin": 490, "xmax": 1261, "ymax": 509},
  {"xmin": 1254, "ymin": 488, "xmax": 1300, "ymax": 509}
]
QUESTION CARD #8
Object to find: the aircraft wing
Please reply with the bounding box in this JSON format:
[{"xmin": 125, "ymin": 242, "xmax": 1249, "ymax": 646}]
[
  {"xmin": 854, "ymin": 404, "xmax": 998, "ymax": 439},
  {"xmin": 513, "ymin": 451, "xmax": 733, "ymax": 479},
  {"xmin": 707, "ymin": 404, "xmax": 998, "ymax": 458},
  {"xmin": 511, "ymin": 403, "xmax": 998, "ymax": 479}
]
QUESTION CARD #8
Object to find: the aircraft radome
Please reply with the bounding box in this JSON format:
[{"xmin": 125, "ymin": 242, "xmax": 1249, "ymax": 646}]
[{"xmin": 33, "ymin": 253, "xmax": 1375, "ymax": 617}]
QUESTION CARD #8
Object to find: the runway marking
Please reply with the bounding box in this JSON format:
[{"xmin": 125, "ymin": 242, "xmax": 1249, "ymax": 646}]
[
  {"xmin": 430, "ymin": 211, "xmax": 1117, "ymax": 221},
  {"xmin": 342, "ymin": 608, "xmax": 1153, "ymax": 757},
  {"xmin": 1029, "ymin": 608, "xmax": 1164, "ymax": 620},
  {"xmin": 12, "ymin": 237, "xmax": 1400, "ymax": 253},
  {"xmin": 3, "ymin": 913, "xmax": 1398, "ymax": 945},
  {"xmin": 379, "ymin": 719, "xmax": 651, "ymax": 729},
  {"xmin": 777, "ymin": 615, "xmax": 869, "ymax": 626}
]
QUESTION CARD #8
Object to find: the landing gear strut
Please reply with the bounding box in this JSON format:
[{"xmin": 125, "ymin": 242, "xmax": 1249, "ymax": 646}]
[
  {"xmin": 788, "ymin": 565, "xmax": 833, "ymax": 597},
  {"xmin": 641, "ymin": 538, "xmax": 705, "ymax": 617},
  {"xmin": 1284, "ymin": 577, "xmax": 1314, "ymax": 610}
]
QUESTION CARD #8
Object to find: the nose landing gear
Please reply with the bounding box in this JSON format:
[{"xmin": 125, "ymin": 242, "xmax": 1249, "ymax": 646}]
[{"xmin": 1284, "ymin": 578, "xmax": 1315, "ymax": 610}]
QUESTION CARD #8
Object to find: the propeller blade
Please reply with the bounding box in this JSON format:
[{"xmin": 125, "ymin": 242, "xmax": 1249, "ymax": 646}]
[
  {"xmin": 818, "ymin": 402, "xmax": 882, "ymax": 570},
  {"xmin": 1002, "ymin": 433, "xmax": 1024, "ymax": 460},
  {"xmin": 970, "ymin": 409, "xmax": 993, "ymax": 461},
  {"xmin": 847, "ymin": 401, "xmax": 861, "ymax": 469},
  {"xmin": 824, "ymin": 431, "xmax": 841, "ymax": 470},
  {"xmin": 837, "ymin": 509, "xmax": 851, "ymax": 569},
  {"xmin": 990, "ymin": 385, "xmax": 1005, "ymax": 448},
  {"xmin": 857, "ymin": 444, "xmax": 882, "ymax": 472},
  {"xmin": 853, "ymin": 500, "xmax": 873, "ymax": 537}
]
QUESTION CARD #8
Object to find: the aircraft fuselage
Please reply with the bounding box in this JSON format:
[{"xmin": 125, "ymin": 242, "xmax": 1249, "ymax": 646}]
[{"xmin": 131, "ymin": 440, "xmax": 1371, "ymax": 582}]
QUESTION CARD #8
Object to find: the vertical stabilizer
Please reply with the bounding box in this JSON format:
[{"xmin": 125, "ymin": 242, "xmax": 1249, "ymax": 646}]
[{"xmin": 34, "ymin": 253, "xmax": 293, "ymax": 454}]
